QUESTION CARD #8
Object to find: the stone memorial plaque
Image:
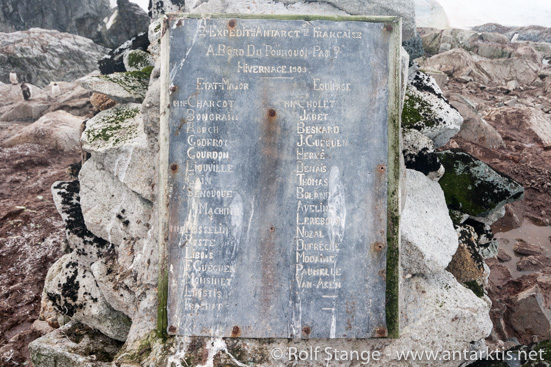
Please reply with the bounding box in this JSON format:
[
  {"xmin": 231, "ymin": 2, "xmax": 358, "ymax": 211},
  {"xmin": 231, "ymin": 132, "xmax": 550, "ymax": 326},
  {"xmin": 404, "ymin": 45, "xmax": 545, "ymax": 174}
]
[{"xmin": 159, "ymin": 14, "xmax": 401, "ymax": 339}]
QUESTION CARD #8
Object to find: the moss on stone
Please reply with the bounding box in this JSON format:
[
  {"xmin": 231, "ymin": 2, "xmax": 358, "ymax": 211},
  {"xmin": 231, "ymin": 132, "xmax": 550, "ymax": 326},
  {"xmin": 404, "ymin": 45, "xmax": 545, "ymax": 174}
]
[
  {"xmin": 85, "ymin": 105, "xmax": 140, "ymax": 145},
  {"xmin": 127, "ymin": 51, "xmax": 150, "ymax": 69},
  {"xmin": 401, "ymin": 90, "xmax": 438, "ymax": 130},
  {"xmin": 98, "ymin": 69, "xmax": 150, "ymax": 96},
  {"xmin": 464, "ymin": 280, "xmax": 485, "ymax": 298}
]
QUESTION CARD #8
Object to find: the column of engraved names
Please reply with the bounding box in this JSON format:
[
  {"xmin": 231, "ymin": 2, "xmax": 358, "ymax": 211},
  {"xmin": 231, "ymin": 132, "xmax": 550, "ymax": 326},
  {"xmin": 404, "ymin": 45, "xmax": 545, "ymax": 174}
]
[
  {"xmin": 293, "ymin": 93, "xmax": 349, "ymax": 296},
  {"xmin": 173, "ymin": 75, "xmax": 242, "ymax": 314}
]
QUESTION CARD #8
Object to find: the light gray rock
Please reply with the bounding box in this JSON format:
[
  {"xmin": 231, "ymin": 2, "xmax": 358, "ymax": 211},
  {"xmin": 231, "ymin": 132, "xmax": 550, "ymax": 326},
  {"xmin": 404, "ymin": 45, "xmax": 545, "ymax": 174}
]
[
  {"xmin": 79, "ymin": 158, "xmax": 153, "ymax": 247},
  {"xmin": 123, "ymin": 49, "xmax": 155, "ymax": 72},
  {"xmin": 80, "ymin": 70, "xmax": 150, "ymax": 104},
  {"xmin": 0, "ymin": 29, "xmax": 109, "ymax": 88},
  {"xmin": 29, "ymin": 321, "xmax": 123, "ymax": 367},
  {"xmin": 43, "ymin": 253, "xmax": 131, "ymax": 341},
  {"xmin": 90, "ymin": 259, "xmax": 137, "ymax": 318},
  {"xmin": 0, "ymin": 0, "xmax": 110, "ymax": 44},
  {"xmin": 401, "ymin": 169, "xmax": 458, "ymax": 275},
  {"xmin": 403, "ymin": 70, "xmax": 464, "ymax": 147},
  {"xmin": 0, "ymin": 100, "xmax": 50, "ymax": 122},
  {"xmin": 3, "ymin": 111, "xmax": 84, "ymax": 151},
  {"xmin": 81, "ymin": 104, "xmax": 155, "ymax": 201},
  {"xmin": 414, "ymin": 0, "xmax": 450, "ymax": 29},
  {"xmin": 100, "ymin": 0, "xmax": 150, "ymax": 49}
]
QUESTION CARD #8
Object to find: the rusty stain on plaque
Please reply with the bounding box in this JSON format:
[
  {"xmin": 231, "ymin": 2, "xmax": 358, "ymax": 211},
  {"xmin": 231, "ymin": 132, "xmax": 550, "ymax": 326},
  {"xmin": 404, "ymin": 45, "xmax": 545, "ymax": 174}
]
[{"xmin": 162, "ymin": 15, "xmax": 400, "ymax": 339}]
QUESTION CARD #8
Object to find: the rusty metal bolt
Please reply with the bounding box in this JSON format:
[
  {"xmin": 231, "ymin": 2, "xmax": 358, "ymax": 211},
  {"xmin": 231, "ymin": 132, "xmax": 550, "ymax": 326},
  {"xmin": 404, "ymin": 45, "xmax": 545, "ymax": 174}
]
[
  {"xmin": 170, "ymin": 163, "xmax": 178, "ymax": 173},
  {"xmin": 377, "ymin": 165, "xmax": 386, "ymax": 173},
  {"xmin": 231, "ymin": 325, "xmax": 241, "ymax": 337},
  {"xmin": 168, "ymin": 325, "xmax": 177, "ymax": 333},
  {"xmin": 268, "ymin": 108, "xmax": 277, "ymax": 118},
  {"xmin": 376, "ymin": 327, "xmax": 387, "ymax": 337},
  {"xmin": 302, "ymin": 325, "xmax": 311, "ymax": 336},
  {"xmin": 384, "ymin": 24, "xmax": 393, "ymax": 32},
  {"xmin": 228, "ymin": 19, "xmax": 236, "ymax": 28}
]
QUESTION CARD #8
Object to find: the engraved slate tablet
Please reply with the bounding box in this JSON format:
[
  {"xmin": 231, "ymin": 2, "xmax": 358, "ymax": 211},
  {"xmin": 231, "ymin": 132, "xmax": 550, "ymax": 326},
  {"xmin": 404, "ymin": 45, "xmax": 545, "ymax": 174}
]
[{"xmin": 160, "ymin": 15, "xmax": 401, "ymax": 339}]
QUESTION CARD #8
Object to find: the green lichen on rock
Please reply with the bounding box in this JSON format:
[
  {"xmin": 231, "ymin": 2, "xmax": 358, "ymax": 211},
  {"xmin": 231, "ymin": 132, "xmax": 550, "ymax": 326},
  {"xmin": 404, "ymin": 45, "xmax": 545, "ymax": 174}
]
[
  {"xmin": 98, "ymin": 68, "xmax": 150, "ymax": 97},
  {"xmin": 85, "ymin": 105, "xmax": 140, "ymax": 146},
  {"xmin": 127, "ymin": 50, "xmax": 149, "ymax": 69},
  {"xmin": 464, "ymin": 280, "xmax": 485, "ymax": 298},
  {"xmin": 402, "ymin": 90, "xmax": 437, "ymax": 130},
  {"xmin": 436, "ymin": 150, "xmax": 524, "ymax": 217}
]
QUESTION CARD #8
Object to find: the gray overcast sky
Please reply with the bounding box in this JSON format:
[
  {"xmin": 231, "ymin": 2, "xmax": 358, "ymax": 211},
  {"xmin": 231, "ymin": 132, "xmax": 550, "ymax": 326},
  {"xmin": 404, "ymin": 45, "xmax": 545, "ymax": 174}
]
[{"xmin": 117, "ymin": 0, "xmax": 551, "ymax": 28}]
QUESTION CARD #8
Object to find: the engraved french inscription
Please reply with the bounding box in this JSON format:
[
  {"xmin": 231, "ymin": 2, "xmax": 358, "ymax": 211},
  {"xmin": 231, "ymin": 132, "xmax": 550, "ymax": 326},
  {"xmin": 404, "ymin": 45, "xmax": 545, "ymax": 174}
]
[{"xmin": 165, "ymin": 16, "xmax": 396, "ymax": 339}]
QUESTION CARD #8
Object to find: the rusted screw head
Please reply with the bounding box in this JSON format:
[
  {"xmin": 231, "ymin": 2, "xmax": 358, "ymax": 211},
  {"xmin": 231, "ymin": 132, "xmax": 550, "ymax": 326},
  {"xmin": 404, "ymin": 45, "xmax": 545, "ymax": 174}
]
[
  {"xmin": 231, "ymin": 325, "xmax": 241, "ymax": 337},
  {"xmin": 384, "ymin": 24, "xmax": 393, "ymax": 32},
  {"xmin": 169, "ymin": 85, "xmax": 177, "ymax": 93},
  {"xmin": 168, "ymin": 325, "xmax": 177, "ymax": 333},
  {"xmin": 377, "ymin": 165, "xmax": 386, "ymax": 172},
  {"xmin": 302, "ymin": 325, "xmax": 311, "ymax": 336},
  {"xmin": 170, "ymin": 163, "xmax": 178, "ymax": 172},
  {"xmin": 228, "ymin": 19, "xmax": 236, "ymax": 28},
  {"xmin": 268, "ymin": 108, "xmax": 277, "ymax": 118}
]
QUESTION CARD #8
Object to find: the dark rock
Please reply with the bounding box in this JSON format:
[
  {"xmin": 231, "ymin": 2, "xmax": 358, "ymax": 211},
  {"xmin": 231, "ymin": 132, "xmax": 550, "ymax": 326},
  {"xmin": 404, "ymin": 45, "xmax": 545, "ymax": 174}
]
[
  {"xmin": 436, "ymin": 150, "xmax": 525, "ymax": 218},
  {"xmin": 513, "ymin": 239, "xmax": 545, "ymax": 256},
  {"xmin": 403, "ymin": 147, "xmax": 443, "ymax": 178},
  {"xmin": 402, "ymin": 34, "xmax": 424, "ymax": 62},
  {"xmin": 0, "ymin": 0, "xmax": 110, "ymax": 45},
  {"xmin": 463, "ymin": 218, "xmax": 498, "ymax": 258},
  {"xmin": 98, "ymin": 32, "xmax": 150, "ymax": 75},
  {"xmin": 100, "ymin": 0, "xmax": 150, "ymax": 49},
  {"xmin": 517, "ymin": 255, "xmax": 551, "ymax": 272}
]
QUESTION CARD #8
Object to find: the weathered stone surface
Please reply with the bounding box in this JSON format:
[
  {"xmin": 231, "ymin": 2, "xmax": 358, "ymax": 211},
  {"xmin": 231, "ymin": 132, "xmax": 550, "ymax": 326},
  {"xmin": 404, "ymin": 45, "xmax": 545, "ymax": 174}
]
[
  {"xmin": 0, "ymin": 99, "xmax": 50, "ymax": 122},
  {"xmin": 487, "ymin": 259, "xmax": 512, "ymax": 288},
  {"xmin": 29, "ymin": 321, "xmax": 124, "ymax": 367},
  {"xmin": 3, "ymin": 111, "xmax": 84, "ymax": 151},
  {"xmin": 43, "ymin": 252, "xmax": 131, "ymax": 341},
  {"xmin": 51, "ymin": 181, "xmax": 113, "ymax": 264},
  {"xmin": 0, "ymin": 0, "xmax": 109, "ymax": 43},
  {"xmin": 100, "ymin": 0, "xmax": 149, "ymax": 49},
  {"xmin": 402, "ymin": 129, "xmax": 445, "ymax": 180},
  {"xmin": 473, "ymin": 23, "xmax": 551, "ymax": 44},
  {"xmin": 517, "ymin": 255, "xmax": 551, "ymax": 272},
  {"xmin": 507, "ymin": 285, "xmax": 551, "ymax": 340},
  {"xmin": 450, "ymin": 94, "xmax": 505, "ymax": 150},
  {"xmin": 90, "ymin": 93, "xmax": 117, "ymax": 111},
  {"xmin": 79, "ymin": 159, "xmax": 153, "ymax": 247},
  {"xmin": 436, "ymin": 150, "xmax": 525, "ymax": 218},
  {"xmin": 98, "ymin": 32, "xmax": 150, "ymax": 75},
  {"xmin": 401, "ymin": 169, "xmax": 457, "ymax": 275},
  {"xmin": 414, "ymin": 0, "xmax": 450, "ymax": 29},
  {"xmin": 0, "ymin": 29, "xmax": 109, "ymax": 88},
  {"xmin": 80, "ymin": 70, "xmax": 150, "ymax": 104},
  {"xmin": 513, "ymin": 239, "xmax": 545, "ymax": 256},
  {"xmin": 402, "ymin": 70, "xmax": 464, "ymax": 147},
  {"xmin": 123, "ymin": 49, "xmax": 155, "ymax": 72},
  {"xmin": 485, "ymin": 107, "xmax": 551, "ymax": 149},
  {"xmin": 81, "ymin": 103, "xmax": 155, "ymax": 201},
  {"xmin": 497, "ymin": 248, "xmax": 512, "ymax": 262},
  {"xmin": 446, "ymin": 225, "xmax": 485, "ymax": 283}
]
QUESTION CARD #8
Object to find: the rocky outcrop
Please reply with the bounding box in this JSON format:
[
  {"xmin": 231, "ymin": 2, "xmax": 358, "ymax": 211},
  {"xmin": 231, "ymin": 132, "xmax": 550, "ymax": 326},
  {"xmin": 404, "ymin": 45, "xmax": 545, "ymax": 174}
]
[
  {"xmin": 401, "ymin": 169, "xmax": 457, "ymax": 275},
  {"xmin": 402, "ymin": 68, "xmax": 464, "ymax": 147},
  {"xmin": 402, "ymin": 129, "xmax": 445, "ymax": 180},
  {"xmin": 99, "ymin": 0, "xmax": 150, "ymax": 49},
  {"xmin": 414, "ymin": 0, "xmax": 450, "ymax": 29},
  {"xmin": 0, "ymin": 0, "xmax": 110, "ymax": 44},
  {"xmin": 473, "ymin": 23, "xmax": 551, "ymax": 44},
  {"xmin": 80, "ymin": 69, "xmax": 151, "ymax": 104},
  {"xmin": 0, "ymin": 29, "xmax": 109, "ymax": 88},
  {"xmin": 3, "ymin": 111, "xmax": 84, "ymax": 152},
  {"xmin": 437, "ymin": 150, "xmax": 524, "ymax": 218}
]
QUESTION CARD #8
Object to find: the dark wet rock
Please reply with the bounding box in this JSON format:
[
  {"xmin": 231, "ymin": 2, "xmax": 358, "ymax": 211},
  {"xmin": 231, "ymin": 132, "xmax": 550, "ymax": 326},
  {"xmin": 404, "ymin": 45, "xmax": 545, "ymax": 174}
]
[
  {"xmin": 463, "ymin": 218, "xmax": 498, "ymax": 259},
  {"xmin": 402, "ymin": 128, "xmax": 444, "ymax": 180},
  {"xmin": 98, "ymin": 32, "xmax": 150, "ymax": 75},
  {"xmin": 436, "ymin": 150, "xmax": 525, "ymax": 218},
  {"xmin": 402, "ymin": 34, "xmax": 424, "ymax": 62},
  {"xmin": 513, "ymin": 239, "xmax": 545, "ymax": 256}
]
